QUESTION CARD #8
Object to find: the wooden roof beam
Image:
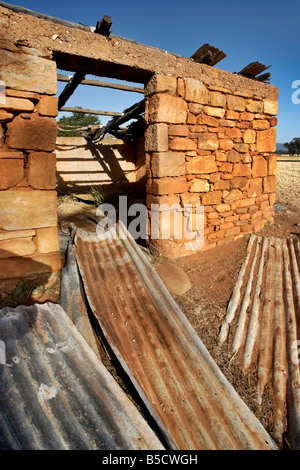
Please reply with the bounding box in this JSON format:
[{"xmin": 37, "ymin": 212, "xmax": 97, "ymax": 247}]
[
  {"xmin": 59, "ymin": 106, "xmax": 123, "ymax": 117},
  {"xmin": 57, "ymin": 74, "xmax": 144, "ymax": 94},
  {"xmin": 58, "ymin": 15, "xmax": 113, "ymax": 110},
  {"xmin": 83, "ymin": 98, "xmax": 145, "ymax": 142}
]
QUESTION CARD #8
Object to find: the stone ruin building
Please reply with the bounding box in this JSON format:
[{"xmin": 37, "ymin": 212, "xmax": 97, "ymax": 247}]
[{"xmin": 0, "ymin": 2, "xmax": 278, "ymax": 288}]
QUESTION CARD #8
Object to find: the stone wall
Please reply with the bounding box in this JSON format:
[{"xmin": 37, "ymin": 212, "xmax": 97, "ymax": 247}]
[
  {"xmin": 0, "ymin": 44, "xmax": 61, "ymax": 281},
  {"xmin": 144, "ymin": 74, "xmax": 277, "ymax": 258},
  {"xmin": 56, "ymin": 136, "xmax": 146, "ymax": 194},
  {"xmin": 0, "ymin": 6, "xmax": 279, "ymax": 274}
]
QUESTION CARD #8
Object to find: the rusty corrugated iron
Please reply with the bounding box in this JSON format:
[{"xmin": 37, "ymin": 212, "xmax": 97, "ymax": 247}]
[
  {"xmin": 219, "ymin": 235, "xmax": 300, "ymax": 449},
  {"xmin": 73, "ymin": 222, "xmax": 278, "ymax": 450},
  {"xmin": 0, "ymin": 302, "xmax": 164, "ymax": 450},
  {"xmin": 60, "ymin": 241, "xmax": 102, "ymax": 358}
]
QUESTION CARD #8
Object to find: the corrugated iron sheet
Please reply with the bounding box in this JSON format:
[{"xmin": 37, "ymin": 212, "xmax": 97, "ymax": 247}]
[
  {"xmin": 0, "ymin": 302, "xmax": 164, "ymax": 450},
  {"xmin": 219, "ymin": 235, "xmax": 300, "ymax": 449},
  {"xmin": 73, "ymin": 222, "xmax": 278, "ymax": 450},
  {"xmin": 60, "ymin": 241, "xmax": 102, "ymax": 358}
]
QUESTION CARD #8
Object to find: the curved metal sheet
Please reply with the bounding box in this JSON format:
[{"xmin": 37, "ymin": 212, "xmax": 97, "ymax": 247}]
[
  {"xmin": 74, "ymin": 222, "xmax": 278, "ymax": 450},
  {"xmin": 60, "ymin": 241, "xmax": 102, "ymax": 358},
  {"xmin": 219, "ymin": 235, "xmax": 300, "ymax": 449},
  {"xmin": 0, "ymin": 302, "xmax": 164, "ymax": 450}
]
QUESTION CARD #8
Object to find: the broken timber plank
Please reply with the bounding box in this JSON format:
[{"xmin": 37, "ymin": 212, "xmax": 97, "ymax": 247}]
[{"xmin": 84, "ymin": 99, "xmax": 145, "ymax": 142}]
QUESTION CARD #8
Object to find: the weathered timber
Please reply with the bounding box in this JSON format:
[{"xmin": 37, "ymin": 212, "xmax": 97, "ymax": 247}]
[
  {"xmin": 95, "ymin": 15, "xmax": 112, "ymax": 37},
  {"xmin": 57, "ymin": 74, "xmax": 144, "ymax": 93},
  {"xmin": 58, "ymin": 72, "xmax": 86, "ymax": 110},
  {"xmin": 83, "ymin": 99, "xmax": 145, "ymax": 141},
  {"xmin": 60, "ymin": 107, "xmax": 123, "ymax": 117},
  {"xmin": 57, "ymin": 15, "xmax": 113, "ymax": 110}
]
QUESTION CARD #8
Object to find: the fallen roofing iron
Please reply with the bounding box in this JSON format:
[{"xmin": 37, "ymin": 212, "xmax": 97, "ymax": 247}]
[
  {"xmin": 219, "ymin": 235, "xmax": 300, "ymax": 449},
  {"xmin": 73, "ymin": 222, "xmax": 277, "ymax": 450},
  {"xmin": 191, "ymin": 43, "xmax": 227, "ymax": 66},
  {"xmin": 0, "ymin": 302, "xmax": 164, "ymax": 450},
  {"xmin": 60, "ymin": 241, "xmax": 102, "ymax": 358},
  {"xmin": 237, "ymin": 62, "xmax": 271, "ymax": 83}
]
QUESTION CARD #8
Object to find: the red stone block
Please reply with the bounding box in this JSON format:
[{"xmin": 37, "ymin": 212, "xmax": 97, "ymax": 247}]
[
  {"xmin": 186, "ymin": 155, "xmax": 218, "ymax": 174},
  {"xmin": 263, "ymin": 175, "xmax": 276, "ymax": 193},
  {"xmin": 256, "ymin": 128, "xmax": 276, "ymax": 153},
  {"xmin": 252, "ymin": 155, "xmax": 268, "ymax": 178},
  {"xmin": 37, "ymin": 96, "xmax": 58, "ymax": 117},
  {"xmin": 202, "ymin": 190, "xmax": 222, "ymax": 205},
  {"xmin": 0, "ymin": 159, "xmax": 24, "ymax": 189},
  {"xmin": 232, "ymin": 163, "xmax": 251, "ymax": 177},
  {"xmin": 147, "ymin": 177, "xmax": 188, "ymax": 195},
  {"xmin": 27, "ymin": 152, "xmax": 57, "ymax": 189},
  {"xmin": 6, "ymin": 113, "xmax": 57, "ymax": 151}
]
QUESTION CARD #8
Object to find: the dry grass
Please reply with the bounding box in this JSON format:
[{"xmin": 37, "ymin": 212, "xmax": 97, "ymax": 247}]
[{"xmin": 276, "ymin": 155, "xmax": 300, "ymax": 209}]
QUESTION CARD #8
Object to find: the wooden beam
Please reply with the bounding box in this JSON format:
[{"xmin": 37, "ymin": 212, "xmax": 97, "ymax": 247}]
[
  {"xmin": 58, "ymin": 72, "xmax": 86, "ymax": 110},
  {"xmin": 57, "ymin": 74, "xmax": 144, "ymax": 94},
  {"xmin": 57, "ymin": 15, "xmax": 113, "ymax": 110},
  {"xmin": 84, "ymin": 99, "xmax": 145, "ymax": 141},
  {"xmin": 95, "ymin": 15, "xmax": 112, "ymax": 37},
  {"xmin": 60, "ymin": 107, "xmax": 123, "ymax": 117}
]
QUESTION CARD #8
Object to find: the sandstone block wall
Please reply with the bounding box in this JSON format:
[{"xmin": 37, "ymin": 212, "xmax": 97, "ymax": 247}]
[
  {"xmin": 56, "ymin": 136, "xmax": 146, "ymax": 194},
  {"xmin": 0, "ymin": 27, "xmax": 279, "ymax": 275},
  {"xmin": 0, "ymin": 43, "xmax": 61, "ymax": 280},
  {"xmin": 145, "ymin": 74, "xmax": 278, "ymax": 258}
]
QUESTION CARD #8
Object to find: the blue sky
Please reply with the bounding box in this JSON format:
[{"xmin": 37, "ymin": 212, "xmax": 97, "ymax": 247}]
[{"xmin": 9, "ymin": 0, "xmax": 300, "ymax": 143}]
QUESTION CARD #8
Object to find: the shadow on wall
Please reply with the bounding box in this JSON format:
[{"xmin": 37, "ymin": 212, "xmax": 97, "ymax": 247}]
[
  {"xmin": 56, "ymin": 136, "xmax": 146, "ymax": 196},
  {"xmin": 0, "ymin": 248, "xmax": 61, "ymax": 309}
]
